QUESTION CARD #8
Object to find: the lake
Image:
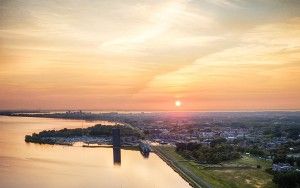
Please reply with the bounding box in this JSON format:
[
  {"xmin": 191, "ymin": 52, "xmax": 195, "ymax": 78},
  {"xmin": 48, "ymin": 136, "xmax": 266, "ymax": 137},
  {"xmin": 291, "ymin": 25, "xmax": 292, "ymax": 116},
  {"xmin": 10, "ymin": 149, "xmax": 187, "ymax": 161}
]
[{"xmin": 0, "ymin": 116, "xmax": 191, "ymax": 188}]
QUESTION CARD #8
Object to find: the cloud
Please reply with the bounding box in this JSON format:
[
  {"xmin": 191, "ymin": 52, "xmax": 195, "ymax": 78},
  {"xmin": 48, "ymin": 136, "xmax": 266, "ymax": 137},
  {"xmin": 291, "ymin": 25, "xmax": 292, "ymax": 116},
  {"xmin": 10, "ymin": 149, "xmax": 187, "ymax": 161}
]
[
  {"xmin": 205, "ymin": 0, "xmax": 241, "ymax": 8},
  {"xmin": 136, "ymin": 17, "xmax": 300, "ymax": 106},
  {"xmin": 1, "ymin": 0, "xmax": 300, "ymax": 110},
  {"xmin": 98, "ymin": 0, "xmax": 215, "ymax": 56}
]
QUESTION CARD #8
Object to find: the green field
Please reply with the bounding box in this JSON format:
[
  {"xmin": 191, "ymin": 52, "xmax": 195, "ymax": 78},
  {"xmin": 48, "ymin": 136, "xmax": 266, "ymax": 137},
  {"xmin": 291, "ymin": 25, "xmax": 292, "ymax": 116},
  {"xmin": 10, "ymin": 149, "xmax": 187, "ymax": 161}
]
[{"xmin": 154, "ymin": 146, "xmax": 276, "ymax": 188}]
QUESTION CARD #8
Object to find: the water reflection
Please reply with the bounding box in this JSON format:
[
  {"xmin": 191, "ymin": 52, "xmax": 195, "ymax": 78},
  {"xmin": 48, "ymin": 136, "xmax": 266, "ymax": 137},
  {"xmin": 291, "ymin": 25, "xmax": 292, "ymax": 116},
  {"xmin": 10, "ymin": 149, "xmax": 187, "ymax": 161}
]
[
  {"xmin": 113, "ymin": 147, "xmax": 121, "ymax": 165},
  {"xmin": 140, "ymin": 151, "xmax": 150, "ymax": 158},
  {"xmin": 112, "ymin": 128, "xmax": 121, "ymax": 165},
  {"xmin": 0, "ymin": 116, "xmax": 191, "ymax": 188}
]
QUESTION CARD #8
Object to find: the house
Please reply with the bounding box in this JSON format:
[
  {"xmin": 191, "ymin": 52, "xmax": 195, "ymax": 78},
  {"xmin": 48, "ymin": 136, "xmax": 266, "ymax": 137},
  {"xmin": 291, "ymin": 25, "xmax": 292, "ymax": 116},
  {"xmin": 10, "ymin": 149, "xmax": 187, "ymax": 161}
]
[{"xmin": 272, "ymin": 163, "xmax": 293, "ymax": 172}]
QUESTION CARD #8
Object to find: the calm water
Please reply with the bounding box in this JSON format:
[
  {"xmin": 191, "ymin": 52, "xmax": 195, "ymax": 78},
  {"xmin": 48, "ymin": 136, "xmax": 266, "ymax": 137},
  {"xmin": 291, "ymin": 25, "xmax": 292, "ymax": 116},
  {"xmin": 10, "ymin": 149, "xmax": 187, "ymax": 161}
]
[{"xmin": 0, "ymin": 116, "xmax": 190, "ymax": 188}]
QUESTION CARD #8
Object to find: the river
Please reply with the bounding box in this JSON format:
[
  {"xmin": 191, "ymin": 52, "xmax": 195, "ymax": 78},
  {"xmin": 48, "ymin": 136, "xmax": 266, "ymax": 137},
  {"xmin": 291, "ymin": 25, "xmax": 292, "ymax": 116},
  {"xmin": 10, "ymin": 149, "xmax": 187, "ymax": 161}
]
[{"xmin": 0, "ymin": 116, "xmax": 191, "ymax": 188}]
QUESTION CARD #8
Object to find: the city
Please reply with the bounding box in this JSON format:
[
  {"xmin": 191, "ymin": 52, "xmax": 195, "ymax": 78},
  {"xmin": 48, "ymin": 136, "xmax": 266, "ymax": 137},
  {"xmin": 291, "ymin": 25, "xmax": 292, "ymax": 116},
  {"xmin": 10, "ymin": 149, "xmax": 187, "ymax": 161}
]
[{"xmin": 2, "ymin": 110, "xmax": 300, "ymax": 187}]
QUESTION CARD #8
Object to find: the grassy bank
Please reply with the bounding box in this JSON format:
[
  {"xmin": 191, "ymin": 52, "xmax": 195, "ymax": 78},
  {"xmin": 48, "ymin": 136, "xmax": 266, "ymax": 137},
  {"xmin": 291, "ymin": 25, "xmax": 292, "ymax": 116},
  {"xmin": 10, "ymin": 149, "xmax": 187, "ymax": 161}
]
[
  {"xmin": 153, "ymin": 146, "xmax": 212, "ymax": 188},
  {"xmin": 153, "ymin": 146, "xmax": 275, "ymax": 188}
]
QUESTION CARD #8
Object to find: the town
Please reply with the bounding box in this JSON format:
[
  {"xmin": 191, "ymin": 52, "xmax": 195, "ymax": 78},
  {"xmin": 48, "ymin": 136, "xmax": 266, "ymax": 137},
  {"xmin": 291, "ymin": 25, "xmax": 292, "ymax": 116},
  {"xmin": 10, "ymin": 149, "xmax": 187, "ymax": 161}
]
[
  {"xmin": 3, "ymin": 110, "xmax": 300, "ymax": 187},
  {"xmin": 13, "ymin": 110, "xmax": 300, "ymax": 151}
]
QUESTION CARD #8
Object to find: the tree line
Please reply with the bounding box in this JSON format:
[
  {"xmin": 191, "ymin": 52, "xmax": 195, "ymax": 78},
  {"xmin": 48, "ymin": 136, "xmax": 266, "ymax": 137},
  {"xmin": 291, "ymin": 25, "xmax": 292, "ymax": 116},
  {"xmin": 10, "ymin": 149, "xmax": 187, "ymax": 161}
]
[
  {"xmin": 25, "ymin": 124, "xmax": 143, "ymax": 144},
  {"xmin": 176, "ymin": 138, "xmax": 241, "ymax": 164}
]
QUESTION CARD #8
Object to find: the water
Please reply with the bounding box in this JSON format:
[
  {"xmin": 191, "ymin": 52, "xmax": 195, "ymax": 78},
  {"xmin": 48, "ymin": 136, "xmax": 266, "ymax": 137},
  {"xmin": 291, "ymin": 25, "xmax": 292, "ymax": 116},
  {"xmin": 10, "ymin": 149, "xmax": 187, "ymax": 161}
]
[{"xmin": 0, "ymin": 116, "xmax": 190, "ymax": 188}]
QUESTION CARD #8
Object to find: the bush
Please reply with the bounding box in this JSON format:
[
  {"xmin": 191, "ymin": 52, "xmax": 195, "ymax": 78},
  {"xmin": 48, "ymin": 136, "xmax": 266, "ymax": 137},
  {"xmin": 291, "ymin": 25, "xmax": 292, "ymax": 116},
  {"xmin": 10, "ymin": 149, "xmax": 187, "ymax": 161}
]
[
  {"xmin": 176, "ymin": 140, "xmax": 241, "ymax": 164},
  {"xmin": 273, "ymin": 171, "xmax": 300, "ymax": 188},
  {"xmin": 257, "ymin": 165, "xmax": 261, "ymax": 169}
]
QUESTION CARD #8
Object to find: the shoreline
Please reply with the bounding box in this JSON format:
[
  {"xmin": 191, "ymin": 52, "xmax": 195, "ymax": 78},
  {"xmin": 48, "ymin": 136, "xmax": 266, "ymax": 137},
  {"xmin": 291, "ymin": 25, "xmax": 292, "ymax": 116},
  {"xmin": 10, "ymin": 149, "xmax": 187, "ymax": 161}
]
[
  {"xmin": 152, "ymin": 146, "xmax": 211, "ymax": 188},
  {"xmin": 26, "ymin": 140, "xmax": 141, "ymax": 151}
]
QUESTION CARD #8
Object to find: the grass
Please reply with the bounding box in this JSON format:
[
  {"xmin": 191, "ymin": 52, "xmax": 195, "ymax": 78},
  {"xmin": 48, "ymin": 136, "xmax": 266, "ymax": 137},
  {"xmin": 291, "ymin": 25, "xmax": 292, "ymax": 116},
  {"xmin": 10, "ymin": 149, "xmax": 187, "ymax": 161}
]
[
  {"xmin": 224, "ymin": 155, "xmax": 272, "ymax": 168},
  {"xmin": 154, "ymin": 146, "xmax": 212, "ymax": 188},
  {"xmin": 154, "ymin": 146, "xmax": 276, "ymax": 188}
]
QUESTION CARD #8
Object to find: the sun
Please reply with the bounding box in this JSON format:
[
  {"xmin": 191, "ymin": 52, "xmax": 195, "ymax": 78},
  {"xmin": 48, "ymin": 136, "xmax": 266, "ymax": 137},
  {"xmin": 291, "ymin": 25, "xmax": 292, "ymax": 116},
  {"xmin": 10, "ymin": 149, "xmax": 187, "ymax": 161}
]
[{"xmin": 175, "ymin": 100, "xmax": 182, "ymax": 107}]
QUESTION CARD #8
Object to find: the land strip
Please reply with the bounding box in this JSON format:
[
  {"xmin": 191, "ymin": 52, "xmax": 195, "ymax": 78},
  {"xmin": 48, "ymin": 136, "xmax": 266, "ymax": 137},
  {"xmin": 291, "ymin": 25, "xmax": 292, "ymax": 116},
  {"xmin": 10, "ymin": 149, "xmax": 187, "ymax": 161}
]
[
  {"xmin": 153, "ymin": 146, "xmax": 275, "ymax": 188},
  {"xmin": 153, "ymin": 146, "xmax": 211, "ymax": 188}
]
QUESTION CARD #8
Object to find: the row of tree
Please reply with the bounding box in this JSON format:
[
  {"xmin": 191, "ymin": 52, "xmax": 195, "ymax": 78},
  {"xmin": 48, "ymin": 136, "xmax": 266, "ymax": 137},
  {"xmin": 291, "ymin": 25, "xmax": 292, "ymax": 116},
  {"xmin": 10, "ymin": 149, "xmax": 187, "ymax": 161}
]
[
  {"xmin": 176, "ymin": 138, "xmax": 241, "ymax": 164},
  {"xmin": 273, "ymin": 171, "xmax": 300, "ymax": 188},
  {"xmin": 25, "ymin": 124, "xmax": 143, "ymax": 144}
]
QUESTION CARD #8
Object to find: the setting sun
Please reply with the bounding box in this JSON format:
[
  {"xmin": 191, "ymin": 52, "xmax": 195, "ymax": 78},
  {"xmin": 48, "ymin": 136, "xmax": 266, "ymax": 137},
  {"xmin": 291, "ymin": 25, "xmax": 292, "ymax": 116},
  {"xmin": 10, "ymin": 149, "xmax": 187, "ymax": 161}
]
[
  {"xmin": 175, "ymin": 100, "xmax": 182, "ymax": 107},
  {"xmin": 0, "ymin": 1, "xmax": 300, "ymax": 188}
]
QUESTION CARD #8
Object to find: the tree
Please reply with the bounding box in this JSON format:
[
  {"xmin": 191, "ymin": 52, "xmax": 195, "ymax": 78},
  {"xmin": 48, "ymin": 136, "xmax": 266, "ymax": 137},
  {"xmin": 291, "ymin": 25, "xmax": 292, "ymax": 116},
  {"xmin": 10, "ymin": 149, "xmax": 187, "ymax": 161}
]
[{"xmin": 273, "ymin": 171, "xmax": 300, "ymax": 188}]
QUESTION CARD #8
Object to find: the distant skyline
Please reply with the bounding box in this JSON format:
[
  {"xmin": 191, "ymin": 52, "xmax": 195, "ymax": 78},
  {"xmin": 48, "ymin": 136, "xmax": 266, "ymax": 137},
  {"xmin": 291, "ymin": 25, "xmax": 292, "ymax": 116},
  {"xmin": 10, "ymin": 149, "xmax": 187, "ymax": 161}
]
[{"xmin": 0, "ymin": 0, "xmax": 300, "ymax": 111}]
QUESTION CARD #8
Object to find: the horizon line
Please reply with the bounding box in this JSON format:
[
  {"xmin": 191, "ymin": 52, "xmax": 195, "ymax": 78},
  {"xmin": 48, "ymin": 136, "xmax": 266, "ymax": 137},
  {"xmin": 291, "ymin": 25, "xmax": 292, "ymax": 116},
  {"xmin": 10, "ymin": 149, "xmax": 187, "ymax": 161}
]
[{"xmin": 1, "ymin": 109, "xmax": 300, "ymax": 113}]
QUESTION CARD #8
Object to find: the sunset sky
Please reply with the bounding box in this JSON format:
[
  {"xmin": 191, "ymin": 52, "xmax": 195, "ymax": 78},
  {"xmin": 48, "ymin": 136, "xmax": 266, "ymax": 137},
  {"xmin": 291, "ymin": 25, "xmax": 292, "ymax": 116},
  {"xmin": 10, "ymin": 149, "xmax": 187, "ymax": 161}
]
[{"xmin": 0, "ymin": 0, "xmax": 300, "ymax": 111}]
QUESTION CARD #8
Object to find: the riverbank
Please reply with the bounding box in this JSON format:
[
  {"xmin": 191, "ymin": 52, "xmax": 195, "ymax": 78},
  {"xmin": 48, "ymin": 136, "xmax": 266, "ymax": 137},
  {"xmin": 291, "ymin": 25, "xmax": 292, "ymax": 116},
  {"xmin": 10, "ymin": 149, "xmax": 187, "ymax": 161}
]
[
  {"xmin": 153, "ymin": 146, "xmax": 275, "ymax": 188},
  {"xmin": 82, "ymin": 144, "xmax": 140, "ymax": 151},
  {"xmin": 153, "ymin": 146, "xmax": 211, "ymax": 188}
]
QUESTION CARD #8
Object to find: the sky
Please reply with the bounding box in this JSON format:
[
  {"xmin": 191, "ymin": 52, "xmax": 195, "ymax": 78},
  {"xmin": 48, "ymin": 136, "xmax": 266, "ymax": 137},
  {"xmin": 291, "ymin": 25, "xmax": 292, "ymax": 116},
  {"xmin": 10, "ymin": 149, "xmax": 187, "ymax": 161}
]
[{"xmin": 0, "ymin": 0, "xmax": 300, "ymax": 111}]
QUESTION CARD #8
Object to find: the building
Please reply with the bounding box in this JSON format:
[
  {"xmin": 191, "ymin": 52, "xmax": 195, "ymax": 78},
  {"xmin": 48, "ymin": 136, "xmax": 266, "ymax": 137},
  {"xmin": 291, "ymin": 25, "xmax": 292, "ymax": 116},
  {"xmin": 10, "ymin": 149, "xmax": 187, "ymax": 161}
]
[
  {"xmin": 112, "ymin": 128, "xmax": 121, "ymax": 147},
  {"xmin": 272, "ymin": 163, "xmax": 293, "ymax": 172}
]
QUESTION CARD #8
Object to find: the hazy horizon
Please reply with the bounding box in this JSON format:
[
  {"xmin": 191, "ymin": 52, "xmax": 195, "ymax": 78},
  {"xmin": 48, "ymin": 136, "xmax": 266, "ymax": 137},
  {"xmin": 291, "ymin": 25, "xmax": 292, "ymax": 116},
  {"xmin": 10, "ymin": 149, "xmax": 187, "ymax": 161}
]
[{"xmin": 1, "ymin": 109, "xmax": 300, "ymax": 113}]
